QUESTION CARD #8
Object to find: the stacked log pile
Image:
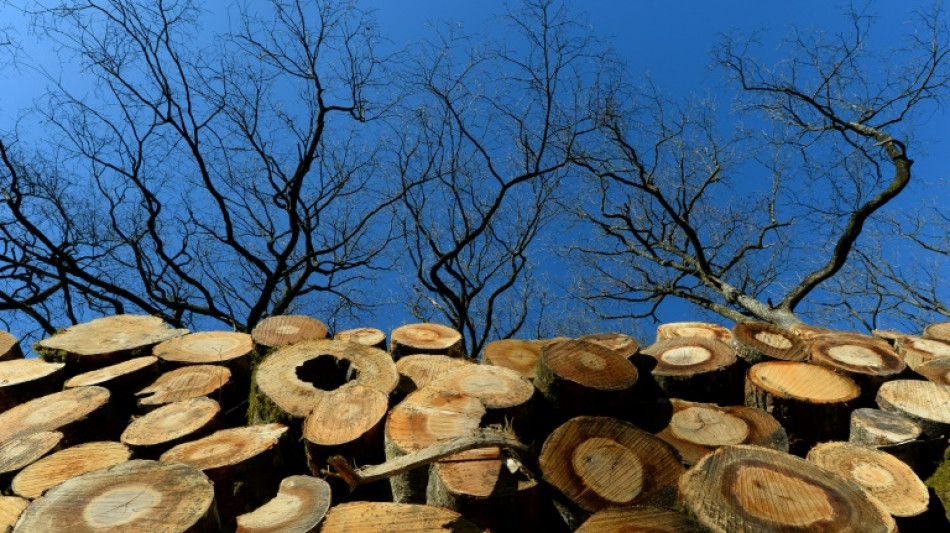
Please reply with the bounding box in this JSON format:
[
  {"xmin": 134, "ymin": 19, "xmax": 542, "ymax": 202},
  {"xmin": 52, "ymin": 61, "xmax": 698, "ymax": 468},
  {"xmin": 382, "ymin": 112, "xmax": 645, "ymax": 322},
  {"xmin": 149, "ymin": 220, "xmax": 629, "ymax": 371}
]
[{"xmin": 0, "ymin": 314, "xmax": 946, "ymax": 531}]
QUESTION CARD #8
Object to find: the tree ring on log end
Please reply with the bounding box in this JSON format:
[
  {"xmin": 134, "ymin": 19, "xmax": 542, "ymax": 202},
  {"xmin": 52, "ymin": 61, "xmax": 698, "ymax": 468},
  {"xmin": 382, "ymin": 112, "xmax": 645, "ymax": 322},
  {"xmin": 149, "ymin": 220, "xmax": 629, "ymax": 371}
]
[
  {"xmin": 576, "ymin": 333, "xmax": 639, "ymax": 358},
  {"xmin": 747, "ymin": 361, "xmax": 860, "ymax": 403},
  {"xmin": 84, "ymin": 487, "xmax": 161, "ymax": 528},
  {"xmin": 732, "ymin": 322, "xmax": 808, "ymax": 363},
  {"xmin": 642, "ymin": 337, "xmax": 736, "ymax": 375},
  {"xmin": 809, "ymin": 334, "xmax": 904, "ymax": 376},
  {"xmin": 669, "ymin": 407, "xmax": 749, "ymax": 446},
  {"xmin": 542, "ymin": 340, "xmax": 637, "ymax": 390},
  {"xmin": 729, "ymin": 462, "xmax": 837, "ymax": 526},
  {"xmin": 571, "ymin": 437, "xmax": 644, "ymax": 503}
]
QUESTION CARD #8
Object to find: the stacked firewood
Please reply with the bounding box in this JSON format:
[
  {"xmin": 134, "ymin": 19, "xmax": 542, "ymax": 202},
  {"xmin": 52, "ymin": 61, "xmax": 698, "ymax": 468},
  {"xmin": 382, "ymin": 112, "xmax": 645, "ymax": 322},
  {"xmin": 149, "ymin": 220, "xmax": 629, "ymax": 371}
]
[{"xmin": 0, "ymin": 314, "xmax": 949, "ymax": 532}]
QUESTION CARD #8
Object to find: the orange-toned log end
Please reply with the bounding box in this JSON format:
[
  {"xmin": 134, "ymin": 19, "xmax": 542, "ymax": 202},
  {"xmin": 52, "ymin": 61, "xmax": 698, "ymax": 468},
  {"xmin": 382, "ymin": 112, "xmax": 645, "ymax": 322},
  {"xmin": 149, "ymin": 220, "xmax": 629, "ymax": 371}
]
[
  {"xmin": 12, "ymin": 460, "xmax": 217, "ymax": 533},
  {"xmin": 535, "ymin": 340, "xmax": 637, "ymax": 417},
  {"xmin": 807, "ymin": 441, "xmax": 929, "ymax": 518},
  {"xmin": 11, "ymin": 441, "xmax": 131, "ymax": 499},
  {"xmin": 251, "ymin": 314, "xmax": 329, "ymax": 351},
  {"xmin": 390, "ymin": 323, "xmax": 463, "ymax": 360},
  {"xmin": 303, "ymin": 385, "xmax": 388, "ymax": 478},
  {"xmin": 0, "ymin": 496, "xmax": 29, "ymax": 532},
  {"xmin": 540, "ymin": 416, "xmax": 684, "ymax": 512},
  {"xmin": 575, "ymin": 505, "xmax": 705, "ymax": 532},
  {"xmin": 732, "ymin": 322, "xmax": 808, "ymax": 364},
  {"xmin": 318, "ymin": 502, "xmax": 488, "ymax": 532},
  {"xmin": 577, "ymin": 333, "xmax": 640, "ymax": 359},
  {"xmin": 482, "ymin": 339, "xmax": 541, "ymax": 379},
  {"xmin": 236, "ymin": 475, "xmax": 332, "ymax": 533},
  {"xmin": 680, "ymin": 445, "xmax": 895, "ymax": 533}
]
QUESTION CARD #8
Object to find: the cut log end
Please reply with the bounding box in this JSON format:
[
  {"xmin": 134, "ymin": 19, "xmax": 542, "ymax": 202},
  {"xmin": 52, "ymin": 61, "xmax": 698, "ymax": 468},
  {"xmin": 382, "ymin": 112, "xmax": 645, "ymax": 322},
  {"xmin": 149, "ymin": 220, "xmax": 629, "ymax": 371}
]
[
  {"xmin": 251, "ymin": 315, "xmax": 329, "ymax": 350},
  {"xmin": 235, "ymin": 475, "xmax": 332, "ymax": 533}
]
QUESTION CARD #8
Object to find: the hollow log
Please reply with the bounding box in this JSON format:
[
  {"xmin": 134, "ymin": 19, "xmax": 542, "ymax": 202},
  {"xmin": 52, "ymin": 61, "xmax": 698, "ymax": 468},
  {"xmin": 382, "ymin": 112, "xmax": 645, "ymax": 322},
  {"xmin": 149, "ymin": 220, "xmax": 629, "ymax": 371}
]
[
  {"xmin": 153, "ymin": 331, "xmax": 254, "ymax": 386},
  {"xmin": 575, "ymin": 506, "xmax": 704, "ymax": 533},
  {"xmin": 539, "ymin": 416, "xmax": 684, "ymax": 513},
  {"xmin": 679, "ymin": 444, "xmax": 895, "ymax": 533},
  {"xmin": 235, "ymin": 475, "xmax": 331, "ymax": 533},
  {"xmin": 535, "ymin": 340, "xmax": 637, "ymax": 419},
  {"xmin": 0, "ymin": 386, "xmax": 116, "ymax": 446},
  {"xmin": 12, "ymin": 459, "xmax": 217, "ymax": 533},
  {"xmin": 0, "ymin": 331, "xmax": 22, "ymax": 361},
  {"xmin": 317, "ymin": 501, "xmax": 488, "ymax": 532},
  {"xmin": 335, "ymin": 327, "xmax": 387, "ymax": 351},
  {"xmin": 745, "ymin": 361, "xmax": 860, "ymax": 454},
  {"xmin": 576, "ymin": 333, "xmax": 639, "ymax": 359},
  {"xmin": 732, "ymin": 322, "xmax": 808, "ymax": 364},
  {"xmin": 876, "ymin": 379, "xmax": 950, "ymax": 438},
  {"xmin": 121, "ymin": 397, "xmax": 221, "ymax": 459},
  {"xmin": 482, "ymin": 339, "xmax": 541, "ymax": 379},
  {"xmin": 641, "ymin": 337, "xmax": 743, "ymax": 405},
  {"xmin": 395, "ymin": 353, "xmax": 471, "ymax": 395},
  {"xmin": 655, "ymin": 322, "xmax": 731, "ymax": 344},
  {"xmin": 896, "ymin": 335, "xmax": 950, "ymax": 371},
  {"xmin": 390, "ymin": 323, "xmax": 464, "ymax": 360},
  {"xmin": 0, "ymin": 496, "xmax": 28, "ymax": 532},
  {"xmin": 11, "ymin": 441, "xmax": 131, "ymax": 499},
  {"xmin": 161, "ymin": 423, "xmax": 289, "ymax": 530},
  {"xmin": 34, "ymin": 314, "xmax": 187, "ymax": 376},
  {"xmin": 0, "ymin": 359, "xmax": 66, "ymax": 413},
  {"xmin": 808, "ymin": 333, "xmax": 906, "ymax": 405},
  {"xmin": 0, "ymin": 431, "xmax": 63, "ymax": 491},
  {"xmin": 807, "ymin": 441, "xmax": 929, "ymax": 518},
  {"xmin": 656, "ymin": 399, "xmax": 788, "ymax": 466}
]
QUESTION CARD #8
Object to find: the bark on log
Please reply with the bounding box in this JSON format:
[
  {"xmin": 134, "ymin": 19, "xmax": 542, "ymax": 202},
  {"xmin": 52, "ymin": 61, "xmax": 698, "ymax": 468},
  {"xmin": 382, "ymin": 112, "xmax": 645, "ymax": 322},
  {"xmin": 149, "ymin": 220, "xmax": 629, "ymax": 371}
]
[
  {"xmin": 0, "ymin": 331, "xmax": 22, "ymax": 362},
  {"xmin": 745, "ymin": 361, "xmax": 860, "ymax": 454},
  {"xmin": 161, "ymin": 424, "xmax": 289, "ymax": 530},
  {"xmin": 335, "ymin": 327, "xmax": 387, "ymax": 351},
  {"xmin": 896, "ymin": 335, "xmax": 950, "ymax": 371},
  {"xmin": 807, "ymin": 441, "xmax": 929, "ymax": 518},
  {"xmin": 235, "ymin": 475, "xmax": 331, "ymax": 533},
  {"xmin": 120, "ymin": 397, "xmax": 221, "ymax": 459},
  {"xmin": 914, "ymin": 358, "xmax": 950, "ymax": 385},
  {"xmin": 576, "ymin": 333, "xmax": 639, "ymax": 359},
  {"xmin": 317, "ymin": 501, "xmax": 488, "ymax": 532},
  {"xmin": 0, "ymin": 359, "xmax": 66, "ymax": 413},
  {"xmin": 384, "ymin": 388, "xmax": 485, "ymax": 503},
  {"xmin": 679, "ymin": 444, "xmax": 895, "ymax": 533},
  {"xmin": 656, "ymin": 322, "xmax": 731, "ymax": 344},
  {"xmin": 395, "ymin": 354, "xmax": 471, "ymax": 395},
  {"xmin": 136, "ymin": 364, "xmax": 237, "ymax": 418},
  {"xmin": 12, "ymin": 459, "xmax": 218, "ymax": 533},
  {"xmin": 876, "ymin": 380, "xmax": 950, "ymax": 438},
  {"xmin": 0, "ymin": 431, "xmax": 62, "ymax": 490},
  {"xmin": 641, "ymin": 337, "xmax": 743, "ymax": 405},
  {"xmin": 153, "ymin": 331, "xmax": 254, "ymax": 385},
  {"xmin": 0, "ymin": 496, "xmax": 28, "ymax": 533},
  {"xmin": 731, "ymin": 322, "xmax": 808, "ymax": 364},
  {"xmin": 482, "ymin": 339, "xmax": 542, "ymax": 379},
  {"xmin": 539, "ymin": 416, "xmax": 684, "ymax": 513},
  {"xmin": 0, "ymin": 386, "xmax": 116, "ymax": 446},
  {"xmin": 251, "ymin": 315, "xmax": 329, "ymax": 354},
  {"xmin": 11, "ymin": 441, "xmax": 131, "ymax": 499},
  {"xmin": 34, "ymin": 314, "xmax": 187, "ymax": 376},
  {"xmin": 390, "ymin": 323, "xmax": 464, "ymax": 360},
  {"xmin": 535, "ymin": 340, "xmax": 637, "ymax": 418},
  {"xmin": 656, "ymin": 399, "xmax": 788, "ymax": 466},
  {"xmin": 850, "ymin": 408, "xmax": 922, "ymax": 447},
  {"xmin": 924, "ymin": 322, "xmax": 950, "ymax": 342},
  {"xmin": 575, "ymin": 506, "xmax": 704, "ymax": 533},
  {"xmin": 808, "ymin": 333, "xmax": 906, "ymax": 405}
]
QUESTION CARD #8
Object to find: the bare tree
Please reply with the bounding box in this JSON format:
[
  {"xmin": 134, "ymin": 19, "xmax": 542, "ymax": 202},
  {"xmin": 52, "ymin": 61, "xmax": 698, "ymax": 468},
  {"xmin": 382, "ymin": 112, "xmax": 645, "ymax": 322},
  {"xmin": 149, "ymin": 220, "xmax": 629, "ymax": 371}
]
[
  {"xmin": 0, "ymin": 0, "xmax": 401, "ymax": 342},
  {"xmin": 572, "ymin": 4, "xmax": 950, "ymax": 328},
  {"xmin": 393, "ymin": 0, "xmax": 600, "ymax": 357}
]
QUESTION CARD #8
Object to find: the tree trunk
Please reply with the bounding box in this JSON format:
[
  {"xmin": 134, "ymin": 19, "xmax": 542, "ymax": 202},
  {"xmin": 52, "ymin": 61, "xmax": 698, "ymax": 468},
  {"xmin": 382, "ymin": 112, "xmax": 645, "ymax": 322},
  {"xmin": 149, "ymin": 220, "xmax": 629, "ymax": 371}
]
[
  {"xmin": 390, "ymin": 323, "xmax": 464, "ymax": 360},
  {"xmin": 656, "ymin": 322, "xmax": 731, "ymax": 344},
  {"xmin": 335, "ymin": 327, "xmax": 388, "ymax": 351},
  {"xmin": 576, "ymin": 333, "xmax": 640, "ymax": 359},
  {"xmin": 876, "ymin": 380, "xmax": 950, "ymax": 438},
  {"xmin": 656, "ymin": 398, "xmax": 788, "ymax": 466},
  {"xmin": 0, "ymin": 431, "xmax": 63, "ymax": 491},
  {"xmin": 745, "ymin": 361, "xmax": 860, "ymax": 454},
  {"xmin": 160, "ymin": 424, "xmax": 289, "ymax": 530},
  {"xmin": 317, "ymin": 501, "xmax": 488, "ymax": 532},
  {"xmin": 680, "ymin": 444, "xmax": 895, "ymax": 533},
  {"xmin": 120, "ymin": 397, "xmax": 222, "ymax": 459},
  {"xmin": 12, "ymin": 460, "xmax": 218, "ymax": 533},
  {"xmin": 641, "ymin": 337, "xmax": 743, "ymax": 405},
  {"xmin": 0, "ymin": 386, "xmax": 117, "ymax": 446},
  {"xmin": 575, "ymin": 506, "xmax": 704, "ymax": 533},
  {"xmin": 482, "ymin": 339, "xmax": 541, "ymax": 380},
  {"xmin": 10, "ymin": 441, "xmax": 131, "ymax": 499},
  {"xmin": 235, "ymin": 475, "xmax": 331, "ymax": 533},
  {"xmin": 0, "ymin": 331, "xmax": 23, "ymax": 362},
  {"xmin": 0, "ymin": 359, "xmax": 66, "ymax": 414},
  {"xmin": 731, "ymin": 322, "xmax": 808, "ymax": 364}
]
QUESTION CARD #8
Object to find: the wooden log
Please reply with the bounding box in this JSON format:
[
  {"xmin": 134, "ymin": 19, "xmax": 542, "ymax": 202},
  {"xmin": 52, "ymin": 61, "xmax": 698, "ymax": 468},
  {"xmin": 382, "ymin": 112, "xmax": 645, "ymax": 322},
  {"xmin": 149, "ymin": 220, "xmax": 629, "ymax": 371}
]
[
  {"xmin": 390, "ymin": 323, "xmax": 464, "ymax": 360},
  {"xmin": 153, "ymin": 331, "xmax": 254, "ymax": 385},
  {"xmin": 0, "ymin": 331, "xmax": 23, "ymax": 361},
  {"xmin": 120, "ymin": 397, "xmax": 222, "ymax": 459},
  {"xmin": 335, "ymin": 327, "xmax": 387, "ymax": 351},
  {"xmin": 850, "ymin": 408, "xmax": 922, "ymax": 446},
  {"xmin": 915, "ymin": 358, "xmax": 950, "ymax": 385},
  {"xmin": 384, "ymin": 388, "xmax": 485, "ymax": 503},
  {"xmin": 535, "ymin": 340, "xmax": 637, "ymax": 418},
  {"xmin": 394, "ymin": 353, "xmax": 471, "ymax": 395},
  {"xmin": 641, "ymin": 337, "xmax": 743, "ymax": 405},
  {"xmin": 482, "ymin": 339, "xmax": 541, "ymax": 379},
  {"xmin": 539, "ymin": 416, "xmax": 684, "ymax": 514},
  {"xmin": 807, "ymin": 441, "xmax": 929, "ymax": 518},
  {"xmin": 428, "ymin": 365, "xmax": 535, "ymax": 429},
  {"xmin": 808, "ymin": 333, "xmax": 906, "ymax": 405},
  {"xmin": 250, "ymin": 339, "xmax": 398, "ymax": 426},
  {"xmin": 896, "ymin": 335, "xmax": 950, "ymax": 370},
  {"xmin": 0, "ymin": 359, "xmax": 66, "ymax": 413},
  {"xmin": 787, "ymin": 322, "xmax": 838, "ymax": 340},
  {"xmin": 11, "ymin": 441, "xmax": 131, "ymax": 499},
  {"xmin": 34, "ymin": 314, "xmax": 187, "ymax": 376},
  {"xmin": 12, "ymin": 459, "xmax": 217, "ymax": 533},
  {"xmin": 745, "ymin": 361, "xmax": 860, "ymax": 454},
  {"xmin": 0, "ymin": 386, "xmax": 116, "ymax": 446},
  {"xmin": 576, "ymin": 333, "xmax": 639, "ymax": 359},
  {"xmin": 877, "ymin": 380, "xmax": 950, "ymax": 438},
  {"xmin": 0, "ymin": 431, "xmax": 63, "ymax": 491},
  {"xmin": 0, "ymin": 496, "xmax": 28, "ymax": 533},
  {"xmin": 655, "ymin": 322, "xmax": 731, "ymax": 344},
  {"xmin": 731, "ymin": 322, "xmax": 808, "ymax": 364},
  {"xmin": 575, "ymin": 506, "xmax": 704, "ymax": 533},
  {"xmin": 136, "ymin": 364, "xmax": 238, "ymax": 422},
  {"xmin": 251, "ymin": 314, "xmax": 329, "ymax": 354},
  {"xmin": 161, "ymin": 423, "xmax": 289, "ymax": 530},
  {"xmin": 235, "ymin": 475, "xmax": 331, "ymax": 533},
  {"xmin": 924, "ymin": 321, "xmax": 950, "ymax": 342},
  {"xmin": 872, "ymin": 329, "xmax": 906, "ymax": 345},
  {"xmin": 680, "ymin": 444, "xmax": 895, "ymax": 533},
  {"xmin": 317, "ymin": 501, "xmax": 488, "ymax": 532},
  {"xmin": 65, "ymin": 356, "xmax": 160, "ymax": 423},
  {"xmin": 656, "ymin": 398, "xmax": 788, "ymax": 466}
]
